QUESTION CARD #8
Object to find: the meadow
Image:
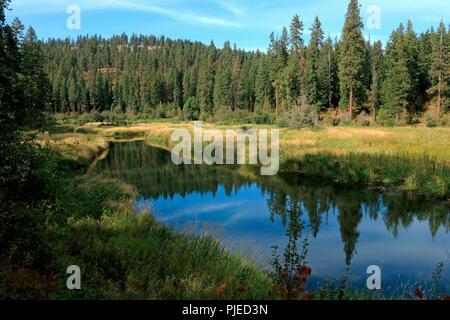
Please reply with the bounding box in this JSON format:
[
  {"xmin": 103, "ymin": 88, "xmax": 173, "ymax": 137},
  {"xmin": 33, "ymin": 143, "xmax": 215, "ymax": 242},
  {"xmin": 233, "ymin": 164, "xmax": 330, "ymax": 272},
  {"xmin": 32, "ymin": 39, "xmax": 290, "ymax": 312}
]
[{"xmin": 42, "ymin": 122, "xmax": 450, "ymax": 200}]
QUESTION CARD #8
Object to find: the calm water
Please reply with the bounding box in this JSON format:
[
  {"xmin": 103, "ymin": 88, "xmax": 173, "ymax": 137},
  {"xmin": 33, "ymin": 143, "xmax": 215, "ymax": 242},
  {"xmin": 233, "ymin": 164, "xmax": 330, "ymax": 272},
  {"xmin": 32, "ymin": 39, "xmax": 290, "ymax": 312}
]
[{"xmin": 93, "ymin": 141, "xmax": 450, "ymax": 289}]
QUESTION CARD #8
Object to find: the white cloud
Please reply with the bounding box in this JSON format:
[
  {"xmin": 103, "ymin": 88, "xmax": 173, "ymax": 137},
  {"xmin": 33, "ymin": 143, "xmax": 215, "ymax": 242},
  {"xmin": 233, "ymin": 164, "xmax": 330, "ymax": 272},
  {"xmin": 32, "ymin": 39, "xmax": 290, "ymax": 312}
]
[
  {"xmin": 11, "ymin": 0, "xmax": 242, "ymax": 27},
  {"xmin": 216, "ymin": 0, "xmax": 245, "ymax": 17}
]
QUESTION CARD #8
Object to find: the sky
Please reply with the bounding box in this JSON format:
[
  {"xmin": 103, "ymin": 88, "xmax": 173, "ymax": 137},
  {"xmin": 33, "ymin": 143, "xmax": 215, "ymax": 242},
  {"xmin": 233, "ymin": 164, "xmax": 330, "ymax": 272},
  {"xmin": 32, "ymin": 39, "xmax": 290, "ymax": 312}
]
[{"xmin": 6, "ymin": 0, "xmax": 450, "ymax": 51}]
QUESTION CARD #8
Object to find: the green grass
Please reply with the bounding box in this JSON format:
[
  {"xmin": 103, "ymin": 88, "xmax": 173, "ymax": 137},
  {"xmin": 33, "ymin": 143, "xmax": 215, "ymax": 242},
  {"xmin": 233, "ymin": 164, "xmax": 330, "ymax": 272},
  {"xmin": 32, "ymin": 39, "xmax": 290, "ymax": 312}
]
[
  {"xmin": 1, "ymin": 155, "xmax": 274, "ymax": 299},
  {"xmin": 282, "ymin": 152, "xmax": 449, "ymax": 199},
  {"xmin": 54, "ymin": 208, "xmax": 273, "ymax": 299}
]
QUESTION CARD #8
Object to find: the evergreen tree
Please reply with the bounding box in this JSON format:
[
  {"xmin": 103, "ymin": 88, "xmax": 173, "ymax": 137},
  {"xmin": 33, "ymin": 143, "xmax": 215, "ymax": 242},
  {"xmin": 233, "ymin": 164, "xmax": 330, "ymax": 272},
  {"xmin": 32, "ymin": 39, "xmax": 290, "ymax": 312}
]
[
  {"xmin": 289, "ymin": 14, "xmax": 304, "ymax": 53},
  {"xmin": 0, "ymin": 0, "xmax": 23, "ymax": 133},
  {"xmin": 231, "ymin": 54, "xmax": 242, "ymax": 111},
  {"xmin": 366, "ymin": 41, "xmax": 383, "ymax": 121},
  {"xmin": 68, "ymin": 69, "xmax": 77, "ymax": 113},
  {"xmin": 214, "ymin": 42, "xmax": 233, "ymax": 110},
  {"xmin": 305, "ymin": 16, "xmax": 326, "ymax": 110},
  {"xmin": 289, "ymin": 15, "xmax": 307, "ymax": 106},
  {"xmin": 255, "ymin": 57, "xmax": 273, "ymax": 110},
  {"xmin": 321, "ymin": 35, "xmax": 339, "ymax": 109},
  {"xmin": 403, "ymin": 21, "xmax": 421, "ymax": 112},
  {"xmin": 338, "ymin": 0, "xmax": 367, "ymax": 117},
  {"xmin": 198, "ymin": 42, "xmax": 216, "ymax": 115},
  {"xmin": 428, "ymin": 21, "xmax": 449, "ymax": 114},
  {"xmin": 381, "ymin": 27, "xmax": 412, "ymax": 121},
  {"xmin": 20, "ymin": 26, "xmax": 50, "ymax": 126}
]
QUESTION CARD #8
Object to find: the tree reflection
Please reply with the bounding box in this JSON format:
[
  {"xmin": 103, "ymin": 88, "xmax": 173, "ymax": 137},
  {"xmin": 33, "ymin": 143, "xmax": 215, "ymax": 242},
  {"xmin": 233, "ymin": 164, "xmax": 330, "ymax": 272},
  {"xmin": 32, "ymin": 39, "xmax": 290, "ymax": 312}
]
[{"xmin": 94, "ymin": 141, "xmax": 450, "ymax": 265}]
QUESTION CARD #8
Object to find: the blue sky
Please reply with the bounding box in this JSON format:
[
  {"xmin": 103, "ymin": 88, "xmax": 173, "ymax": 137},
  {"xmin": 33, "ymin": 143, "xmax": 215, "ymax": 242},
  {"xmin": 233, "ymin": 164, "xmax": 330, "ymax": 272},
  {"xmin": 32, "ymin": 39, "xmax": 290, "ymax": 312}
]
[{"xmin": 6, "ymin": 0, "xmax": 449, "ymax": 51}]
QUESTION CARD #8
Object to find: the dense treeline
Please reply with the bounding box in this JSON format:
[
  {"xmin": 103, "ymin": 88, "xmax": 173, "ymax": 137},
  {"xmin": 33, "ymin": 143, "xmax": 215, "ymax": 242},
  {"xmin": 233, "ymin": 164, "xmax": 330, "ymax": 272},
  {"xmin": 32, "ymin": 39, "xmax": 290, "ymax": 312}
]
[
  {"xmin": 1, "ymin": 0, "xmax": 54, "ymax": 270},
  {"xmin": 37, "ymin": 0, "xmax": 449, "ymax": 126}
]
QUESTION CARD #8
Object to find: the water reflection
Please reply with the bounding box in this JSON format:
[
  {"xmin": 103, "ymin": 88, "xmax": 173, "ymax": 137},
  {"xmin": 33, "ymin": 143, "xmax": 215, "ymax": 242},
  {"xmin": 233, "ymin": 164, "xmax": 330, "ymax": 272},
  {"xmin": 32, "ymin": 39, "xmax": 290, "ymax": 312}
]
[{"xmin": 93, "ymin": 141, "xmax": 450, "ymax": 285}]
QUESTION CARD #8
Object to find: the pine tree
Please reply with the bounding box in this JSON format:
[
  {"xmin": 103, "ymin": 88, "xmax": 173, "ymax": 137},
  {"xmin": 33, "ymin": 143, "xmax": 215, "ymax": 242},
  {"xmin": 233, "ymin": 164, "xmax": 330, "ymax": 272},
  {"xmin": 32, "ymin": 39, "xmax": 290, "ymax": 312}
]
[
  {"xmin": 403, "ymin": 21, "xmax": 420, "ymax": 113},
  {"xmin": 269, "ymin": 27, "xmax": 289, "ymax": 118},
  {"xmin": 77, "ymin": 74, "xmax": 88, "ymax": 113},
  {"xmin": 338, "ymin": 0, "xmax": 366, "ymax": 118},
  {"xmin": 68, "ymin": 69, "xmax": 77, "ymax": 113},
  {"xmin": 10, "ymin": 17, "xmax": 24, "ymax": 42},
  {"xmin": 59, "ymin": 78, "xmax": 68, "ymax": 112},
  {"xmin": 213, "ymin": 42, "xmax": 233, "ymax": 110},
  {"xmin": 240, "ymin": 56, "xmax": 257, "ymax": 112},
  {"xmin": 197, "ymin": 42, "xmax": 215, "ymax": 115},
  {"xmin": 255, "ymin": 57, "xmax": 273, "ymax": 111},
  {"xmin": 231, "ymin": 54, "xmax": 242, "ymax": 111},
  {"xmin": 366, "ymin": 41, "xmax": 383, "ymax": 121},
  {"xmin": 428, "ymin": 21, "xmax": 449, "ymax": 114},
  {"xmin": 288, "ymin": 15, "xmax": 307, "ymax": 107},
  {"xmin": 0, "ymin": 0, "xmax": 23, "ymax": 133},
  {"xmin": 381, "ymin": 28, "xmax": 411, "ymax": 122},
  {"xmin": 321, "ymin": 35, "xmax": 339, "ymax": 109},
  {"xmin": 305, "ymin": 16, "xmax": 326, "ymax": 110},
  {"xmin": 289, "ymin": 15, "xmax": 304, "ymax": 53},
  {"xmin": 20, "ymin": 26, "xmax": 50, "ymax": 126}
]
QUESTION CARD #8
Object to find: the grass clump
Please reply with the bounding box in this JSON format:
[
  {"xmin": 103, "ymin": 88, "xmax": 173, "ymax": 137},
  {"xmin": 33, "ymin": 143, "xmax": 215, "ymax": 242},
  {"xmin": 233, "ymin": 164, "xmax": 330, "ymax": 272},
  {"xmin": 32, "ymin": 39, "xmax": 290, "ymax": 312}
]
[{"xmin": 54, "ymin": 208, "xmax": 273, "ymax": 300}]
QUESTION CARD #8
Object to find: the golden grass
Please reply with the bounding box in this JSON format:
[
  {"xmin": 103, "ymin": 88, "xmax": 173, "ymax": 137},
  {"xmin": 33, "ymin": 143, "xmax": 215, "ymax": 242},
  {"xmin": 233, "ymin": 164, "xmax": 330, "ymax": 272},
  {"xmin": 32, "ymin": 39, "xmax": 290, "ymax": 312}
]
[
  {"xmin": 38, "ymin": 131, "xmax": 110, "ymax": 165},
  {"xmin": 279, "ymin": 127, "xmax": 450, "ymax": 163},
  {"xmin": 58, "ymin": 122, "xmax": 449, "ymax": 164}
]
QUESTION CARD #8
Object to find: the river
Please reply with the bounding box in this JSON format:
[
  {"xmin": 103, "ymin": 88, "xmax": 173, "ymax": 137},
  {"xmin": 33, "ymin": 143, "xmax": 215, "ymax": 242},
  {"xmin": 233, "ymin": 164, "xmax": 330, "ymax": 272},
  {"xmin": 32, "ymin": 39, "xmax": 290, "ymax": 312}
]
[{"xmin": 93, "ymin": 140, "xmax": 449, "ymax": 292}]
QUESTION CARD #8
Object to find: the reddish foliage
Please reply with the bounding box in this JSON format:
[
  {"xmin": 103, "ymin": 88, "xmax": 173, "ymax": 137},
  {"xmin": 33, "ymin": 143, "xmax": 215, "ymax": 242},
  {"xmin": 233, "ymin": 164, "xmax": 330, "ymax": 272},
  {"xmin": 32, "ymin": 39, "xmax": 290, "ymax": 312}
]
[
  {"xmin": 415, "ymin": 287, "xmax": 425, "ymax": 300},
  {"xmin": 234, "ymin": 285, "xmax": 248, "ymax": 293},
  {"xmin": 215, "ymin": 284, "xmax": 227, "ymax": 298}
]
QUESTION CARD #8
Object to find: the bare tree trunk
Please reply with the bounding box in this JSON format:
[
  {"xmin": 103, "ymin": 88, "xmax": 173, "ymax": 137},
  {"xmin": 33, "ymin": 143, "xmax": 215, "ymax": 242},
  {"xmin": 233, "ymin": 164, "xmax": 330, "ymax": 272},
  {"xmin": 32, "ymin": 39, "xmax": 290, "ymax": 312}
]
[{"xmin": 438, "ymin": 73, "xmax": 442, "ymax": 114}]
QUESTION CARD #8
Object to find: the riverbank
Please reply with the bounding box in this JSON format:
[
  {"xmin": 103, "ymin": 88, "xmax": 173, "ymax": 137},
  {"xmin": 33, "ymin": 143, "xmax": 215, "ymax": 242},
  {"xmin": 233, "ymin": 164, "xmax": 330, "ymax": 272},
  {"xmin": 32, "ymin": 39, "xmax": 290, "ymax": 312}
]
[
  {"xmin": 45, "ymin": 122, "xmax": 450, "ymax": 200},
  {"xmin": 2, "ymin": 134, "xmax": 274, "ymax": 299},
  {"xmin": 4, "ymin": 125, "xmax": 444, "ymax": 300}
]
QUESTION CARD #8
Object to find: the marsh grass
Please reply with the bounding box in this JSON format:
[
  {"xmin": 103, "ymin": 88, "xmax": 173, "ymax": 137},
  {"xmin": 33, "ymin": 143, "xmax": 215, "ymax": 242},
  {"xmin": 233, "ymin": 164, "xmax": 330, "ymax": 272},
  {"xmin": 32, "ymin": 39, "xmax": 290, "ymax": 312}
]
[
  {"xmin": 55, "ymin": 208, "xmax": 274, "ymax": 299},
  {"xmin": 129, "ymin": 123, "xmax": 449, "ymax": 199}
]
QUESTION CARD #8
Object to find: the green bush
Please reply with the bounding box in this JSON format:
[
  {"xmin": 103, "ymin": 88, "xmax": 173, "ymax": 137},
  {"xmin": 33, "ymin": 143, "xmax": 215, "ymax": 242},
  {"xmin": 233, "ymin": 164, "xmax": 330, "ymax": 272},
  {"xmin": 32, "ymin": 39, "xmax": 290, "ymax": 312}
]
[
  {"xmin": 254, "ymin": 111, "xmax": 275, "ymax": 124},
  {"xmin": 279, "ymin": 104, "xmax": 319, "ymax": 128},
  {"xmin": 424, "ymin": 111, "xmax": 440, "ymax": 128},
  {"xmin": 184, "ymin": 97, "xmax": 200, "ymax": 120}
]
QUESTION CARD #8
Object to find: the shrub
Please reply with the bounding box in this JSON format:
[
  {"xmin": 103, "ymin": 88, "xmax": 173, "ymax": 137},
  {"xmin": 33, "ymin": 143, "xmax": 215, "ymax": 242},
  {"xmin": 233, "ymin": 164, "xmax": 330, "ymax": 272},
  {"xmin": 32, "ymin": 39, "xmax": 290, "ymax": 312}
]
[
  {"xmin": 210, "ymin": 106, "xmax": 253, "ymax": 125},
  {"xmin": 184, "ymin": 97, "xmax": 200, "ymax": 120},
  {"xmin": 279, "ymin": 104, "xmax": 319, "ymax": 129},
  {"xmin": 254, "ymin": 110, "xmax": 275, "ymax": 125},
  {"xmin": 321, "ymin": 109, "xmax": 340, "ymax": 126},
  {"xmin": 424, "ymin": 111, "xmax": 439, "ymax": 128},
  {"xmin": 439, "ymin": 113, "xmax": 450, "ymax": 127},
  {"xmin": 355, "ymin": 111, "xmax": 372, "ymax": 127}
]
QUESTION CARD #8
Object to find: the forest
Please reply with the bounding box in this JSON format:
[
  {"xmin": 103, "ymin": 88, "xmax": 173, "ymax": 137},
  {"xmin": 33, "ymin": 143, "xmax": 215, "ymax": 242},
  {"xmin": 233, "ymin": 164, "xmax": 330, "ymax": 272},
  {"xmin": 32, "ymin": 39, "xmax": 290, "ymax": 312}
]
[
  {"xmin": 1, "ymin": 0, "xmax": 449, "ymax": 300},
  {"xmin": 37, "ymin": 1, "xmax": 450, "ymax": 127}
]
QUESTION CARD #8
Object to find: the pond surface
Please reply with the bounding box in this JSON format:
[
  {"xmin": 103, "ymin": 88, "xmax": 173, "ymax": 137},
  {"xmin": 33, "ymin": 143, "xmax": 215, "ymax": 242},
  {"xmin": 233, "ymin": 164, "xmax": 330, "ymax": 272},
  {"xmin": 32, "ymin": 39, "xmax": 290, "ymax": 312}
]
[{"xmin": 93, "ymin": 141, "xmax": 449, "ymax": 290}]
